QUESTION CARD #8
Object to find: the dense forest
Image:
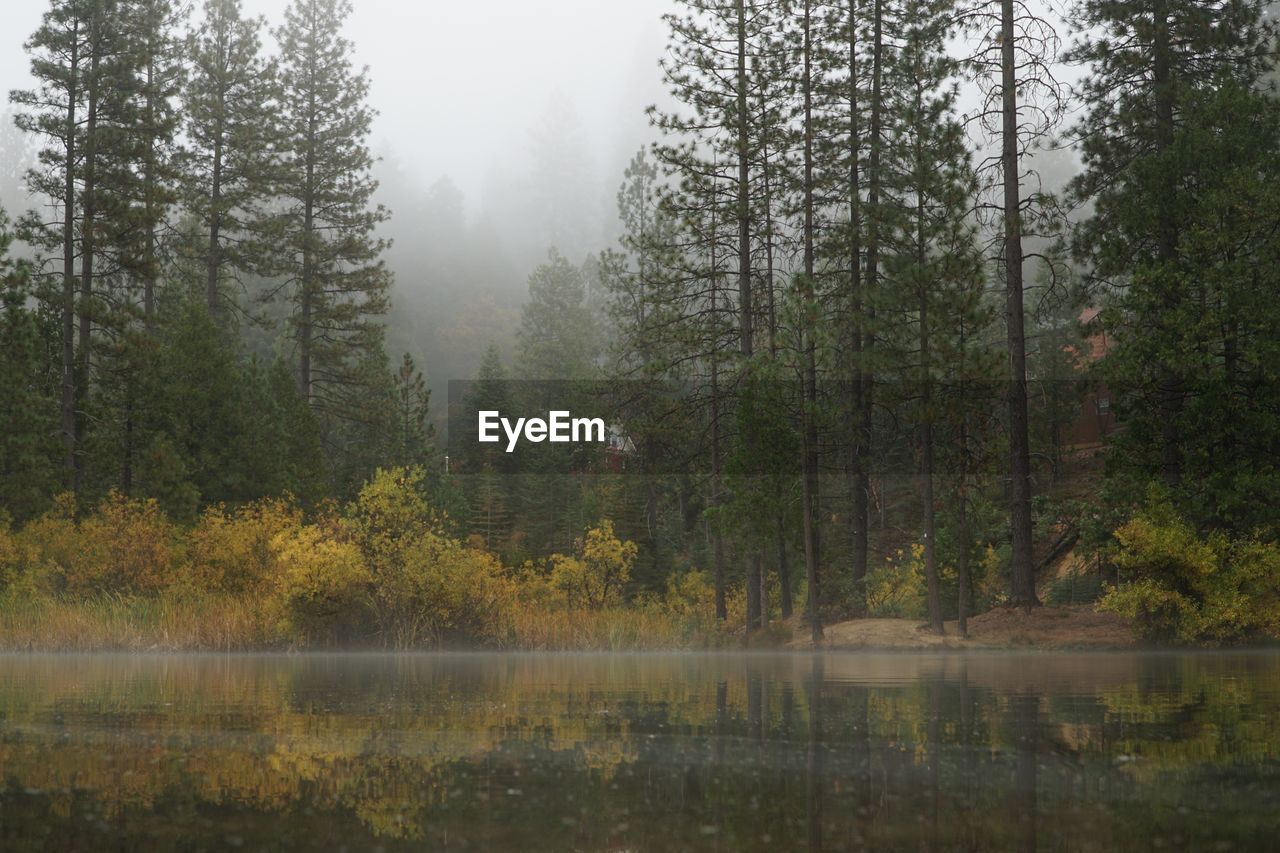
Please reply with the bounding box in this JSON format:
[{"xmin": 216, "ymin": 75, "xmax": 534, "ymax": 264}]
[{"xmin": 2, "ymin": 0, "xmax": 1280, "ymax": 648}]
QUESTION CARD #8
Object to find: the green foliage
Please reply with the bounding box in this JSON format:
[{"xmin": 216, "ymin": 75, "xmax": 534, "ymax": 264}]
[
  {"xmin": 0, "ymin": 208, "xmax": 58, "ymax": 522},
  {"xmin": 1100, "ymin": 494, "xmax": 1280, "ymax": 644},
  {"xmin": 865, "ymin": 544, "xmax": 928, "ymax": 619},
  {"xmin": 274, "ymin": 0, "xmax": 391, "ymax": 430},
  {"xmin": 179, "ymin": 0, "xmax": 279, "ymax": 309}
]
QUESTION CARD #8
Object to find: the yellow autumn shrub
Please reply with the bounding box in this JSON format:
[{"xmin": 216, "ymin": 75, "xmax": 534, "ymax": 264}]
[
  {"xmin": 547, "ymin": 520, "xmax": 636, "ymax": 608},
  {"xmin": 271, "ymin": 524, "xmax": 372, "ymax": 645},
  {"xmin": 381, "ymin": 532, "xmax": 516, "ymax": 647},
  {"xmin": 1100, "ymin": 495, "xmax": 1280, "ymax": 644},
  {"xmin": 19, "ymin": 492, "xmax": 177, "ymax": 597},
  {"xmin": 186, "ymin": 497, "xmax": 302, "ymax": 593},
  {"xmin": 865, "ymin": 543, "xmax": 927, "ymax": 618},
  {"xmin": 0, "ymin": 523, "xmax": 20, "ymax": 593},
  {"xmin": 343, "ymin": 466, "xmax": 513, "ymax": 646},
  {"xmin": 13, "ymin": 492, "xmax": 82, "ymax": 594}
]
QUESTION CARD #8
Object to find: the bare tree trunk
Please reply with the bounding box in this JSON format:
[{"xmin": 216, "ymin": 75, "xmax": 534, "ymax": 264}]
[
  {"xmin": 957, "ymin": 431, "xmax": 970, "ymax": 637},
  {"xmin": 915, "ymin": 86, "xmax": 943, "ymax": 634},
  {"xmin": 857, "ymin": 0, "xmax": 887, "ymax": 615},
  {"xmin": 60, "ymin": 27, "xmax": 79, "ymax": 494},
  {"xmin": 1152, "ymin": 0, "xmax": 1182, "ymax": 487},
  {"xmin": 735, "ymin": 0, "xmax": 762, "ymax": 630},
  {"xmin": 801, "ymin": 0, "xmax": 823, "ymax": 644},
  {"xmin": 710, "ymin": 213, "xmax": 727, "ymax": 622},
  {"xmin": 777, "ymin": 483, "xmax": 793, "ymax": 618},
  {"xmin": 75, "ymin": 35, "xmax": 100, "ymax": 499},
  {"xmin": 1002, "ymin": 0, "xmax": 1038, "ymax": 607},
  {"xmin": 847, "ymin": 0, "xmax": 869, "ymax": 615}
]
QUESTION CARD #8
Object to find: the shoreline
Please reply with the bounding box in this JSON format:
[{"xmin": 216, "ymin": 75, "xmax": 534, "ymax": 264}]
[{"xmin": 0, "ymin": 603, "xmax": 1173, "ymax": 654}]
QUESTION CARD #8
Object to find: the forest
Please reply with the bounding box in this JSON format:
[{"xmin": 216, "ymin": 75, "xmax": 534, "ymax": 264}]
[{"xmin": 2, "ymin": 0, "xmax": 1280, "ymax": 649}]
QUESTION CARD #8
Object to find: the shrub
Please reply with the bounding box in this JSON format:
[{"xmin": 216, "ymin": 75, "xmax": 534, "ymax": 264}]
[
  {"xmin": 65, "ymin": 489, "xmax": 177, "ymax": 594},
  {"xmin": 379, "ymin": 532, "xmax": 516, "ymax": 647},
  {"xmin": 271, "ymin": 524, "xmax": 372, "ymax": 645},
  {"xmin": 343, "ymin": 466, "xmax": 513, "ymax": 646},
  {"xmin": 0, "ymin": 523, "xmax": 19, "ymax": 594},
  {"xmin": 865, "ymin": 544, "xmax": 926, "ymax": 618},
  {"xmin": 1099, "ymin": 494, "xmax": 1280, "ymax": 644},
  {"xmin": 185, "ymin": 497, "xmax": 302, "ymax": 593},
  {"xmin": 347, "ymin": 466, "xmax": 443, "ymax": 552},
  {"xmin": 547, "ymin": 521, "xmax": 636, "ymax": 608}
]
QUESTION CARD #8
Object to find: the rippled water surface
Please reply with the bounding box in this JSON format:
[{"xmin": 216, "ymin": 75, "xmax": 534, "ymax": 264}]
[{"xmin": 0, "ymin": 652, "xmax": 1277, "ymax": 851}]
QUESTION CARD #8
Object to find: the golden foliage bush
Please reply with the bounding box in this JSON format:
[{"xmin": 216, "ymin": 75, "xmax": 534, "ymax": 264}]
[
  {"xmin": 185, "ymin": 498, "xmax": 301, "ymax": 593},
  {"xmin": 379, "ymin": 532, "xmax": 516, "ymax": 647},
  {"xmin": 271, "ymin": 524, "xmax": 372, "ymax": 645},
  {"xmin": 0, "ymin": 468, "xmax": 730, "ymax": 650},
  {"xmin": 546, "ymin": 520, "xmax": 636, "ymax": 608},
  {"xmin": 346, "ymin": 467, "xmax": 515, "ymax": 646},
  {"xmin": 16, "ymin": 492, "xmax": 178, "ymax": 597},
  {"xmin": 1100, "ymin": 495, "xmax": 1280, "ymax": 644},
  {"xmin": 865, "ymin": 543, "xmax": 927, "ymax": 618}
]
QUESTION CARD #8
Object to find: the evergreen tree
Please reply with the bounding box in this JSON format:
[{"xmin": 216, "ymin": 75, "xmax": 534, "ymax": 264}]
[
  {"xmin": 180, "ymin": 0, "xmax": 280, "ymax": 317},
  {"xmin": 880, "ymin": 0, "xmax": 985, "ymax": 631},
  {"xmin": 0, "ymin": 209, "xmax": 60, "ymax": 521},
  {"xmin": 516, "ymin": 249, "xmax": 600, "ymax": 380},
  {"xmin": 1069, "ymin": 0, "xmax": 1277, "ymax": 523},
  {"xmin": 274, "ymin": 0, "xmax": 391, "ymax": 422},
  {"xmin": 11, "ymin": 0, "xmax": 139, "ymax": 495},
  {"xmin": 388, "ymin": 352, "xmax": 434, "ymax": 470}
]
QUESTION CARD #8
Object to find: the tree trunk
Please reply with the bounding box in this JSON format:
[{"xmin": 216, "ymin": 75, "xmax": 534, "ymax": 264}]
[
  {"xmin": 1002, "ymin": 0, "xmax": 1038, "ymax": 607},
  {"xmin": 777, "ymin": 483, "xmax": 793, "ymax": 618},
  {"xmin": 60, "ymin": 27, "xmax": 79, "ymax": 494},
  {"xmin": 847, "ymin": 0, "xmax": 869, "ymax": 615},
  {"xmin": 76, "ymin": 36, "xmax": 100, "ymax": 499},
  {"xmin": 1152, "ymin": 0, "xmax": 1182, "ymax": 487},
  {"xmin": 801, "ymin": 0, "xmax": 823, "ymax": 644}
]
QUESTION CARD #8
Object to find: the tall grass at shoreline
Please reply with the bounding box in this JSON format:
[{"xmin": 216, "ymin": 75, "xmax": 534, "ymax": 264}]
[{"xmin": 0, "ymin": 594, "xmax": 737, "ymax": 652}]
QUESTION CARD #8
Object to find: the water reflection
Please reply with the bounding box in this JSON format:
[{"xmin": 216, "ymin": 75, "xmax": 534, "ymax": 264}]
[{"xmin": 0, "ymin": 652, "xmax": 1276, "ymax": 850}]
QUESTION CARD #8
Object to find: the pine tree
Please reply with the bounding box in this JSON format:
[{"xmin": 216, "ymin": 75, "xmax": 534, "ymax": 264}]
[
  {"xmin": 516, "ymin": 249, "xmax": 600, "ymax": 380},
  {"xmin": 881, "ymin": 0, "xmax": 985, "ymax": 632},
  {"xmin": 11, "ymin": 0, "xmax": 149, "ymax": 497},
  {"xmin": 124, "ymin": 0, "xmax": 185, "ymax": 327},
  {"xmin": 0, "ymin": 209, "xmax": 60, "ymax": 521},
  {"xmin": 389, "ymin": 352, "xmax": 434, "ymax": 469},
  {"xmin": 1068, "ymin": 0, "xmax": 1276, "ymax": 514},
  {"xmin": 960, "ymin": 0, "xmax": 1066, "ymax": 607},
  {"xmin": 274, "ymin": 0, "xmax": 391, "ymax": 420},
  {"xmin": 180, "ymin": 0, "xmax": 280, "ymax": 317}
]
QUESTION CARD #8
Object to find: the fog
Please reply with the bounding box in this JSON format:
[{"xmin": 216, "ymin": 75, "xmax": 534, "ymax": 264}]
[
  {"xmin": 0, "ymin": 0, "xmax": 684, "ymax": 404},
  {"xmin": 1, "ymin": 0, "xmax": 672, "ymax": 210},
  {"xmin": 0, "ymin": 0, "xmax": 1082, "ymax": 398}
]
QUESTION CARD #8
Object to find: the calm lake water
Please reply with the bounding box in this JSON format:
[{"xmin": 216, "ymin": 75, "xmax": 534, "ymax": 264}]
[{"xmin": 0, "ymin": 652, "xmax": 1276, "ymax": 851}]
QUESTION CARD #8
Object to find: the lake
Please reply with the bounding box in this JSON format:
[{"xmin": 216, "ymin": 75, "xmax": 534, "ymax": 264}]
[{"xmin": 0, "ymin": 652, "xmax": 1275, "ymax": 851}]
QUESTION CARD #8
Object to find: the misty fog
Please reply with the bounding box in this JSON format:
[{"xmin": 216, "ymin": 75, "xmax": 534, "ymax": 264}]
[{"xmin": 0, "ymin": 0, "xmax": 680, "ymax": 400}]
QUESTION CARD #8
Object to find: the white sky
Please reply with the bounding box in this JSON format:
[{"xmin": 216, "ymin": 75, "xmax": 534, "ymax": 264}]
[{"xmin": 1, "ymin": 0, "xmax": 676, "ymax": 217}]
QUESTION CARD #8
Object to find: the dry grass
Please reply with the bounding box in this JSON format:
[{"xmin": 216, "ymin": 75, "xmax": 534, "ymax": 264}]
[
  {"xmin": 0, "ymin": 595, "xmax": 735, "ymax": 652},
  {"xmin": 0, "ymin": 593, "xmax": 280, "ymax": 652},
  {"xmin": 506, "ymin": 605, "xmax": 730, "ymax": 651}
]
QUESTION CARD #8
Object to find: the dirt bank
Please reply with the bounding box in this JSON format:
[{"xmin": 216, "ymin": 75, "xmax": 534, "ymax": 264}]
[{"xmin": 788, "ymin": 604, "xmax": 1139, "ymax": 650}]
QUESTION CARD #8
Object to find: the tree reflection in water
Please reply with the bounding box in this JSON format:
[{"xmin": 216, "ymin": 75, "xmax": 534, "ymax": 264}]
[{"xmin": 0, "ymin": 652, "xmax": 1276, "ymax": 850}]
